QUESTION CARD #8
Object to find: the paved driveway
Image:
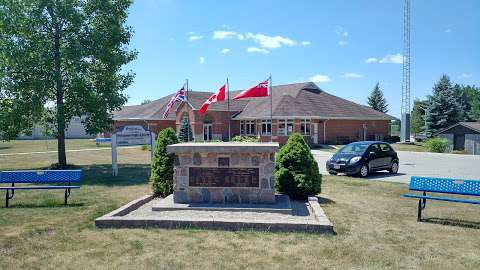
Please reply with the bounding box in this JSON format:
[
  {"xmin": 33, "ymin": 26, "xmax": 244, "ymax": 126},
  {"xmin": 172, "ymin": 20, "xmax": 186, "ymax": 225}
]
[{"xmin": 312, "ymin": 150, "xmax": 480, "ymax": 184}]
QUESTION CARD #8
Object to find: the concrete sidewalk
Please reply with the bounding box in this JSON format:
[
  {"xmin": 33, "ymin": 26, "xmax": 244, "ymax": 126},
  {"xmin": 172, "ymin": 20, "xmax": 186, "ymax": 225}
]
[{"xmin": 312, "ymin": 149, "xmax": 480, "ymax": 184}]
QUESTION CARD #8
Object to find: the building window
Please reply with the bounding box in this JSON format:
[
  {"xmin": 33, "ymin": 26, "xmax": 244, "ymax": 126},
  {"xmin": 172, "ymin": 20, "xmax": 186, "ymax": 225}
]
[
  {"xmin": 261, "ymin": 120, "xmax": 271, "ymax": 135},
  {"xmin": 240, "ymin": 120, "xmax": 256, "ymax": 135},
  {"xmin": 278, "ymin": 119, "xmax": 294, "ymax": 136},
  {"xmin": 301, "ymin": 119, "xmax": 311, "ymax": 136}
]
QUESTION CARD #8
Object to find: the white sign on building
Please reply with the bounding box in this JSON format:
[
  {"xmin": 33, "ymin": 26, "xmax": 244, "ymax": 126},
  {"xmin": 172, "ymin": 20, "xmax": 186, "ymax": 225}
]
[{"xmin": 112, "ymin": 125, "xmax": 155, "ymax": 176}]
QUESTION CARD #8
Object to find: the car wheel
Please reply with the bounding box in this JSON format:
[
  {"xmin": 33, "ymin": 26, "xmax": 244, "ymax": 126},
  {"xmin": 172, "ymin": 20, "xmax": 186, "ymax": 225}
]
[
  {"xmin": 359, "ymin": 164, "xmax": 369, "ymax": 177},
  {"xmin": 328, "ymin": 171, "xmax": 337, "ymax": 175},
  {"xmin": 389, "ymin": 161, "xmax": 399, "ymax": 174}
]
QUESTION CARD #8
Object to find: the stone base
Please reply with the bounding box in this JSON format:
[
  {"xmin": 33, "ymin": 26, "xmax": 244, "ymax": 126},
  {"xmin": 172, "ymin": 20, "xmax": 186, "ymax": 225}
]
[
  {"xmin": 95, "ymin": 194, "xmax": 334, "ymax": 233},
  {"xmin": 155, "ymin": 194, "xmax": 291, "ymax": 214},
  {"xmin": 174, "ymin": 189, "xmax": 275, "ymax": 204}
]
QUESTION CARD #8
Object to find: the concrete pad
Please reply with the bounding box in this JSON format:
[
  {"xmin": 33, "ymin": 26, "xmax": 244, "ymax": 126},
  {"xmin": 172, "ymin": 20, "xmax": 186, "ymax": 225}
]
[
  {"xmin": 152, "ymin": 194, "xmax": 292, "ymax": 214},
  {"xmin": 95, "ymin": 194, "xmax": 334, "ymax": 233}
]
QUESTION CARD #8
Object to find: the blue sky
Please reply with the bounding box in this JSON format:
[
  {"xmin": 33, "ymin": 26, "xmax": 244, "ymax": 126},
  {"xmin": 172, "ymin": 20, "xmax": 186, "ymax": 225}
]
[{"xmin": 124, "ymin": 0, "xmax": 479, "ymax": 118}]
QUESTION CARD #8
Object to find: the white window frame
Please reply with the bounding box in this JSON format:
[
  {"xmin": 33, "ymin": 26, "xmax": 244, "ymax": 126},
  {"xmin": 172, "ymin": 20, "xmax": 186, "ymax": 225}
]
[
  {"xmin": 301, "ymin": 119, "xmax": 311, "ymax": 136},
  {"xmin": 240, "ymin": 120, "xmax": 256, "ymax": 135},
  {"xmin": 261, "ymin": 119, "xmax": 271, "ymax": 135},
  {"xmin": 278, "ymin": 119, "xmax": 294, "ymax": 136}
]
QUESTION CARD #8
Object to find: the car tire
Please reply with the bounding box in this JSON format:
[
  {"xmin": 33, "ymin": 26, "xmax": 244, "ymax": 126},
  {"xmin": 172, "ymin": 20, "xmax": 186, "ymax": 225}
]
[
  {"xmin": 389, "ymin": 161, "xmax": 399, "ymax": 174},
  {"xmin": 359, "ymin": 164, "xmax": 369, "ymax": 178},
  {"xmin": 328, "ymin": 171, "xmax": 337, "ymax": 175}
]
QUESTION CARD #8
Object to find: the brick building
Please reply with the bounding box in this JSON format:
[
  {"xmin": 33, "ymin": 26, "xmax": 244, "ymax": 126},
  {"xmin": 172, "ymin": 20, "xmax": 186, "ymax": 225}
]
[{"xmin": 113, "ymin": 82, "xmax": 395, "ymax": 145}]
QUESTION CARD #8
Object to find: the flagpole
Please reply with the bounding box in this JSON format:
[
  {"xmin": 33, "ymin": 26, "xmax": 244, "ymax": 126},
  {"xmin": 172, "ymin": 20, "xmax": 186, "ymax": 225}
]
[
  {"xmin": 269, "ymin": 75, "xmax": 273, "ymax": 142},
  {"xmin": 186, "ymin": 79, "xmax": 191, "ymax": 142},
  {"xmin": 227, "ymin": 78, "xmax": 231, "ymax": 141}
]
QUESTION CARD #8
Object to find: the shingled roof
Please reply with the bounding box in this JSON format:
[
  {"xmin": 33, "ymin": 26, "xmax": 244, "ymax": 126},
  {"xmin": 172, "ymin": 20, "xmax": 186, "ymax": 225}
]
[{"xmin": 113, "ymin": 82, "xmax": 396, "ymax": 121}]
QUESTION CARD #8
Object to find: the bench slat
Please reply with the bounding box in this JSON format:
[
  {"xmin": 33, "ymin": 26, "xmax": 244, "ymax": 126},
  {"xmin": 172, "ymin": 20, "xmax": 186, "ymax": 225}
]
[
  {"xmin": 410, "ymin": 176, "xmax": 480, "ymax": 197},
  {"xmin": 403, "ymin": 193, "xmax": 480, "ymax": 205},
  {"xmin": 0, "ymin": 186, "xmax": 81, "ymax": 190},
  {"xmin": 0, "ymin": 170, "xmax": 82, "ymax": 183}
]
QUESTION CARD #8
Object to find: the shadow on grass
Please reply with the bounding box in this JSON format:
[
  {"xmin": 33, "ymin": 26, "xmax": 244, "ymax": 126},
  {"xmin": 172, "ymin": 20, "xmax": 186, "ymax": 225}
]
[
  {"xmin": 422, "ymin": 217, "xmax": 480, "ymax": 229},
  {"xmin": 80, "ymin": 164, "xmax": 150, "ymax": 186},
  {"xmin": 365, "ymin": 172, "xmax": 407, "ymax": 180},
  {"xmin": 6, "ymin": 203, "xmax": 85, "ymax": 209},
  {"xmin": 316, "ymin": 196, "xmax": 336, "ymax": 205}
]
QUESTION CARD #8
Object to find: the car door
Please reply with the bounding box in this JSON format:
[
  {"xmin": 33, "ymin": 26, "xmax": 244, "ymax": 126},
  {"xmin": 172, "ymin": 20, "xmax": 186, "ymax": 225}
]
[
  {"xmin": 378, "ymin": 143, "xmax": 394, "ymax": 168},
  {"xmin": 366, "ymin": 144, "xmax": 381, "ymax": 169}
]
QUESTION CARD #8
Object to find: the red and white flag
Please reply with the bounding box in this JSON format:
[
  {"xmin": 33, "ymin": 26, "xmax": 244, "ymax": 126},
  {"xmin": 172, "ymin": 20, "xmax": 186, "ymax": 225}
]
[
  {"xmin": 199, "ymin": 83, "xmax": 226, "ymax": 114},
  {"xmin": 233, "ymin": 78, "xmax": 269, "ymax": 100},
  {"xmin": 163, "ymin": 85, "xmax": 186, "ymax": 119}
]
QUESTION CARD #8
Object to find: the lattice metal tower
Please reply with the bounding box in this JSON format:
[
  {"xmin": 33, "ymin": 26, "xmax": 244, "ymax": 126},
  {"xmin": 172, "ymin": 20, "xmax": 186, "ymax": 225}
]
[{"xmin": 400, "ymin": 0, "xmax": 411, "ymax": 142}]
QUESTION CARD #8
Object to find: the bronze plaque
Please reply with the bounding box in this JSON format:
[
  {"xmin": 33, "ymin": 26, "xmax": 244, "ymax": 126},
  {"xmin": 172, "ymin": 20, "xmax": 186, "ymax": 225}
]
[
  {"xmin": 218, "ymin": 157, "xmax": 230, "ymax": 167},
  {"xmin": 189, "ymin": 167, "xmax": 259, "ymax": 187}
]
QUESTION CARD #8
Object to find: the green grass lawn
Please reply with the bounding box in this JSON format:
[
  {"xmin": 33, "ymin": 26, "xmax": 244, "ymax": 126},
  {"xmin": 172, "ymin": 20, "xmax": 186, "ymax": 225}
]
[
  {"xmin": 390, "ymin": 142, "xmax": 428, "ymax": 152},
  {"xmin": 1, "ymin": 144, "xmax": 479, "ymax": 269},
  {"xmin": 0, "ymin": 139, "xmax": 110, "ymax": 155}
]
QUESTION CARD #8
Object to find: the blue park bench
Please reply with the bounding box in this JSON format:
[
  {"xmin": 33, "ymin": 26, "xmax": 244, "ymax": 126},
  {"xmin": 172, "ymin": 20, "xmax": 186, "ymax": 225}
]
[
  {"xmin": 403, "ymin": 176, "xmax": 480, "ymax": 221},
  {"xmin": 0, "ymin": 170, "xmax": 82, "ymax": 208}
]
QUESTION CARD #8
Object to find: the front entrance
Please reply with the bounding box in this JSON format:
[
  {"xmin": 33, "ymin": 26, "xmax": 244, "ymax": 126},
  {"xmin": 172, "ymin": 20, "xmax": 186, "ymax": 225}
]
[
  {"xmin": 313, "ymin": 123, "xmax": 318, "ymax": 144},
  {"xmin": 453, "ymin": 134, "xmax": 465, "ymax": 150},
  {"xmin": 203, "ymin": 123, "xmax": 213, "ymax": 141}
]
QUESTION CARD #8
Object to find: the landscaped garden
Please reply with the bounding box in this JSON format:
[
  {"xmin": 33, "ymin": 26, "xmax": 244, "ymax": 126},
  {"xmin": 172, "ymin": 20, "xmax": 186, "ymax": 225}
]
[{"xmin": 1, "ymin": 140, "xmax": 479, "ymax": 269}]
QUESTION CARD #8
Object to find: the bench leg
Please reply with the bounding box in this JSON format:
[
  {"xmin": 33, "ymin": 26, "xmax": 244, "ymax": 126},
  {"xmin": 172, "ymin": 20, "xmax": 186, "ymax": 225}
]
[
  {"xmin": 64, "ymin": 188, "xmax": 71, "ymax": 205},
  {"xmin": 417, "ymin": 199, "xmax": 422, "ymax": 221},
  {"xmin": 5, "ymin": 188, "xmax": 14, "ymax": 208}
]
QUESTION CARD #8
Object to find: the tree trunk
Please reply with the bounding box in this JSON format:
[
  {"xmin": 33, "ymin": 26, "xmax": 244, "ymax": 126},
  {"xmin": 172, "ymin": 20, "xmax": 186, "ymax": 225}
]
[{"xmin": 53, "ymin": 21, "xmax": 67, "ymax": 167}]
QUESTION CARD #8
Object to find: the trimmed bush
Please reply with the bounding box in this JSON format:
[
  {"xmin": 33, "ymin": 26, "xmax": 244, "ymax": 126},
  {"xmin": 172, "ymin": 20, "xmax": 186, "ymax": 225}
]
[
  {"xmin": 274, "ymin": 133, "xmax": 321, "ymax": 199},
  {"xmin": 425, "ymin": 137, "xmax": 450, "ymax": 153},
  {"xmin": 231, "ymin": 135, "xmax": 259, "ymax": 142},
  {"xmin": 150, "ymin": 128, "xmax": 179, "ymax": 196}
]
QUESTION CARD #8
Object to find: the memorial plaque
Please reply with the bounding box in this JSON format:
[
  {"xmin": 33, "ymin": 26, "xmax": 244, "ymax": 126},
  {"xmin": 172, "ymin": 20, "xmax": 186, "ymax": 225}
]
[
  {"xmin": 218, "ymin": 157, "xmax": 230, "ymax": 167},
  {"xmin": 189, "ymin": 167, "xmax": 259, "ymax": 187}
]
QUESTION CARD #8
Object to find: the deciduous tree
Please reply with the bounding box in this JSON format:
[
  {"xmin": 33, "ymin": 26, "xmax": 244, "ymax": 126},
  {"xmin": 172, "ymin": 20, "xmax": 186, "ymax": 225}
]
[{"xmin": 0, "ymin": 0, "xmax": 136, "ymax": 167}]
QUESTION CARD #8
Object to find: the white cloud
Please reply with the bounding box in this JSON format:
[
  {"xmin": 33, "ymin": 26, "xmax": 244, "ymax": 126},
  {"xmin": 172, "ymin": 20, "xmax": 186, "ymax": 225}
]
[
  {"xmin": 445, "ymin": 29, "xmax": 452, "ymax": 33},
  {"xmin": 336, "ymin": 26, "xmax": 349, "ymax": 37},
  {"xmin": 187, "ymin": 31, "xmax": 196, "ymax": 35},
  {"xmin": 365, "ymin": 54, "xmax": 403, "ymax": 64},
  {"xmin": 220, "ymin": 48, "xmax": 231, "ymax": 54},
  {"xmin": 338, "ymin": 41, "xmax": 348, "ymax": 46},
  {"xmin": 342, "ymin": 73, "xmax": 363, "ymax": 79},
  {"xmin": 246, "ymin": 32, "xmax": 297, "ymax": 49},
  {"xmin": 365, "ymin": 57, "xmax": 378, "ymax": 63},
  {"xmin": 237, "ymin": 34, "xmax": 245, "ymax": 40},
  {"xmin": 188, "ymin": 35, "xmax": 203, "ymax": 41},
  {"xmin": 301, "ymin": 41, "xmax": 311, "ymax": 46},
  {"xmin": 199, "ymin": 57, "xmax": 205, "ymax": 64},
  {"xmin": 213, "ymin": 30, "xmax": 238, "ymax": 40},
  {"xmin": 379, "ymin": 53, "xmax": 403, "ymax": 64},
  {"xmin": 247, "ymin": 47, "xmax": 269, "ymax": 54},
  {"xmin": 458, "ymin": 73, "xmax": 472, "ymax": 79},
  {"xmin": 309, "ymin": 74, "xmax": 331, "ymax": 83}
]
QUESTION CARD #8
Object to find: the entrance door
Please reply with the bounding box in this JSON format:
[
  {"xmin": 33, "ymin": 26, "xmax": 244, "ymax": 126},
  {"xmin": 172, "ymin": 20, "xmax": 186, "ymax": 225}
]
[
  {"xmin": 203, "ymin": 124, "xmax": 212, "ymax": 141},
  {"xmin": 453, "ymin": 134, "xmax": 465, "ymax": 150},
  {"xmin": 313, "ymin": 123, "xmax": 318, "ymax": 144}
]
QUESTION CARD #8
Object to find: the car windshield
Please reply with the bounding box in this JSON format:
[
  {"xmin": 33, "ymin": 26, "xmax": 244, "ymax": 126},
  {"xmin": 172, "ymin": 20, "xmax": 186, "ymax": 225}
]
[{"xmin": 338, "ymin": 143, "xmax": 370, "ymax": 154}]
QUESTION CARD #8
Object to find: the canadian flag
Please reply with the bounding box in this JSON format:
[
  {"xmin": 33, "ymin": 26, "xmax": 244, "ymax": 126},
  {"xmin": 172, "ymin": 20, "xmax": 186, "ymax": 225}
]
[
  {"xmin": 199, "ymin": 84, "xmax": 226, "ymax": 114},
  {"xmin": 233, "ymin": 78, "xmax": 270, "ymax": 100}
]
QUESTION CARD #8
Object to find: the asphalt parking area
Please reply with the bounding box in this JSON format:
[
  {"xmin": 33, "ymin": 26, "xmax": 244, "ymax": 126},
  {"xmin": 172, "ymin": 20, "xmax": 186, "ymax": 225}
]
[{"xmin": 312, "ymin": 150, "xmax": 480, "ymax": 183}]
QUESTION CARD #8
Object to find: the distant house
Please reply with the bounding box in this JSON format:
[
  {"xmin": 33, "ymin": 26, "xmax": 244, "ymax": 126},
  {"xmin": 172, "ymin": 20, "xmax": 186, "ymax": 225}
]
[
  {"xmin": 113, "ymin": 82, "xmax": 396, "ymax": 145},
  {"xmin": 18, "ymin": 116, "xmax": 95, "ymax": 140},
  {"xmin": 436, "ymin": 122, "xmax": 480, "ymax": 154}
]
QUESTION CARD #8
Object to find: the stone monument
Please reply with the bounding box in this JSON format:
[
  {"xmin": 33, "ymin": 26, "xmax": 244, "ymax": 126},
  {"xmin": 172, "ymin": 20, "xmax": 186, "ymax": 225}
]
[{"xmin": 167, "ymin": 142, "xmax": 279, "ymax": 204}]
